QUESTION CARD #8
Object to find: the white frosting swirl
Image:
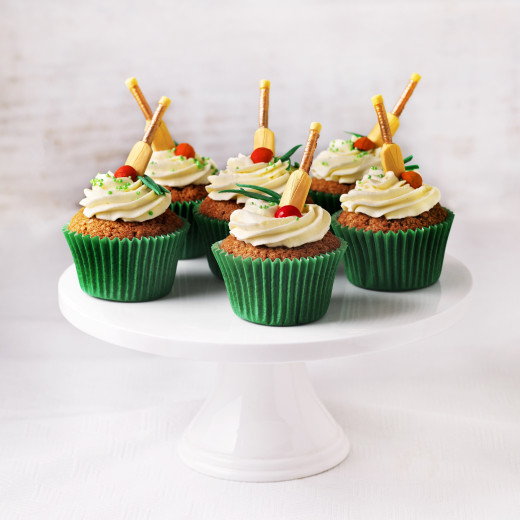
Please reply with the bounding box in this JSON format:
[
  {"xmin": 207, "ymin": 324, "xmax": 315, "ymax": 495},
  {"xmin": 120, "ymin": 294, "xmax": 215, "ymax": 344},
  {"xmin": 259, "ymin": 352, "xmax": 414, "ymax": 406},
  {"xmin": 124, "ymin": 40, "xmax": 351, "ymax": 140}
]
[
  {"xmin": 144, "ymin": 149, "xmax": 218, "ymax": 188},
  {"xmin": 229, "ymin": 199, "xmax": 330, "ymax": 248},
  {"xmin": 80, "ymin": 172, "xmax": 172, "ymax": 222},
  {"xmin": 340, "ymin": 169, "xmax": 441, "ymax": 219},
  {"xmin": 206, "ymin": 154, "xmax": 291, "ymax": 203},
  {"xmin": 310, "ymin": 138, "xmax": 381, "ymax": 184}
]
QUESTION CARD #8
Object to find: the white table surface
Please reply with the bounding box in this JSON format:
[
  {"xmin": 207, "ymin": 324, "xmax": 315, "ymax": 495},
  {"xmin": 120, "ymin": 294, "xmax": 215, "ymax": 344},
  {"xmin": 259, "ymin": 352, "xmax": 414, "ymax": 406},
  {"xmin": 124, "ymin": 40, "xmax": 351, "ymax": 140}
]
[
  {"xmin": 1, "ymin": 217, "xmax": 519, "ymax": 520},
  {"xmin": 1, "ymin": 0, "xmax": 520, "ymax": 518}
]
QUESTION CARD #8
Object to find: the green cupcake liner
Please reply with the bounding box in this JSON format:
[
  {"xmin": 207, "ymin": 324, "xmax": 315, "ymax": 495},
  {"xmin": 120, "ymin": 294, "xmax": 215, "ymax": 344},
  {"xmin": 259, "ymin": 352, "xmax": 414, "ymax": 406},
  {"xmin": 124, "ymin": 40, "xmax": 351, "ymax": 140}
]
[
  {"xmin": 62, "ymin": 219, "xmax": 189, "ymax": 301},
  {"xmin": 308, "ymin": 189, "xmax": 342, "ymax": 214},
  {"xmin": 171, "ymin": 200, "xmax": 205, "ymax": 259},
  {"xmin": 211, "ymin": 238, "xmax": 347, "ymax": 326},
  {"xmin": 331, "ymin": 209, "xmax": 455, "ymax": 291},
  {"xmin": 193, "ymin": 204, "xmax": 230, "ymax": 279}
]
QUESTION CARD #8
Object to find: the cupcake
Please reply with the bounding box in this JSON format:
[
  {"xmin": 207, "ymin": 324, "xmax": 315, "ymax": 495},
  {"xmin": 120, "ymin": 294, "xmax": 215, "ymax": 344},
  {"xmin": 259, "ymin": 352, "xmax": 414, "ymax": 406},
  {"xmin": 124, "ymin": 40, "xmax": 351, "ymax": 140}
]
[
  {"xmin": 194, "ymin": 79, "xmax": 301, "ymax": 277},
  {"xmin": 331, "ymin": 94, "xmax": 453, "ymax": 291},
  {"xmin": 310, "ymin": 73, "xmax": 421, "ymax": 214},
  {"xmin": 213, "ymin": 123, "xmax": 347, "ymax": 326},
  {"xmin": 126, "ymin": 77, "xmax": 217, "ymax": 258},
  {"xmin": 63, "ymin": 98, "xmax": 189, "ymax": 301}
]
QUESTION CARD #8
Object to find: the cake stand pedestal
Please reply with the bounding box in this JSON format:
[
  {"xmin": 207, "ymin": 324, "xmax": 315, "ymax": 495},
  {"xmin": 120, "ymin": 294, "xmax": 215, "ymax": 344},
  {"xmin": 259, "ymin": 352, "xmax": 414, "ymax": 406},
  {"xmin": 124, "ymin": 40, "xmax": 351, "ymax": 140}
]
[{"xmin": 58, "ymin": 255, "xmax": 471, "ymax": 482}]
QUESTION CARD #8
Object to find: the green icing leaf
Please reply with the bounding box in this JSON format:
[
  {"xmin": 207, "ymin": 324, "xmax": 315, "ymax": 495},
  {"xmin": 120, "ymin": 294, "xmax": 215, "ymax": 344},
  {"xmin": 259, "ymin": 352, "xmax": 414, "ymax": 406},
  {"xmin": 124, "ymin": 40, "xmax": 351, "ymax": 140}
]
[
  {"xmin": 235, "ymin": 183, "xmax": 281, "ymax": 201},
  {"xmin": 276, "ymin": 144, "xmax": 302, "ymax": 163},
  {"xmin": 345, "ymin": 131, "xmax": 364, "ymax": 138},
  {"xmin": 404, "ymin": 164, "xmax": 420, "ymax": 171},
  {"xmin": 403, "ymin": 154, "xmax": 414, "ymax": 164},
  {"xmin": 140, "ymin": 175, "xmax": 169, "ymax": 196},
  {"xmin": 219, "ymin": 183, "xmax": 282, "ymax": 204},
  {"xmin": 219, "ymin": 189, "xmax": 279, "ymax": 203}
]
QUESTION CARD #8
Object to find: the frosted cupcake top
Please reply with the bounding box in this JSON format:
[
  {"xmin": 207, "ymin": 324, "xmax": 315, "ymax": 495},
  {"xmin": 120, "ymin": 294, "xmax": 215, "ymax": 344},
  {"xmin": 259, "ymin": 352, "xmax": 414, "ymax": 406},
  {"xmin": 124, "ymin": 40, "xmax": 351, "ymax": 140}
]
[
  {"xmin": 81, "ymin": 172, "xmax": 172, "ymax": 222},
  {"xmin": 206, "ymin": 154, "xmax": 292, "ymax": 204},
  {"xmin": 229, "ymin": 199, "xmax": 330, "ymax": 248},
  {"xmin": 310, "ymin": 136, "xmax": 381, "ymax": 184},
  {"xmin": 340, "ymin": 169, "xmax": 440, "ymax": 219},
  {"xmin": 144, "ymin": 148, "xmax": 218, "ymax": 188}
]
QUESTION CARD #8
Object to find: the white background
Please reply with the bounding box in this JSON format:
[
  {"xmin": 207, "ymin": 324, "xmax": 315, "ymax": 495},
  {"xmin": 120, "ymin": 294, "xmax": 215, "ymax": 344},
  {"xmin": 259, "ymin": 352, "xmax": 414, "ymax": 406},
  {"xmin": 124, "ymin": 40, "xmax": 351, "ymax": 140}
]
[{"xmin": 1, "ymin": 0, "xmax": 520, "ymax": 519}]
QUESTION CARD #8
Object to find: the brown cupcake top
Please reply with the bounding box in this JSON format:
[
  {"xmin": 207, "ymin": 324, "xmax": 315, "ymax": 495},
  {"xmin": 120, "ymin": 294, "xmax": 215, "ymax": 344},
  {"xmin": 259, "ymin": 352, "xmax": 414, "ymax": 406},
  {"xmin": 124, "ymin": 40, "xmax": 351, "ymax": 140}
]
[
  {"xmin": 68, "ymin": 208, "xmax": 184, "ymax": 240},
  {"xmin": 337, "ymin": 203, "xmax": 448, "ymax": 233},
  {"xmin": 220, "ymin": 231, "xmax": 340, "ymax": 261},
  {"xmin": 198, "ymin": 196, "xmax": 244, "ymax": 221},
  {"xmin": 310, "ymin": 177, "xmax": 356, "ymax": 195},
  {"xmin": 167, "ymin": 184, "xmax": 208, "ymax": 203}
]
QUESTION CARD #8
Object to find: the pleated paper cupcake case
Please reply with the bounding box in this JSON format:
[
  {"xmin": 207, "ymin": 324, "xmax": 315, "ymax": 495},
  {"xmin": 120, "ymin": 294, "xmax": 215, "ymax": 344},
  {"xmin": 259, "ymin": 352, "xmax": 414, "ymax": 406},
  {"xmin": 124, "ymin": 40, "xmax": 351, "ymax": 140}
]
[
  {"xmin": 193, "ymin": 204, "xmax": 230, "ymax": 279},
  {"xmin": 62, "ymin": 219, "xmax": 189, "ymax": 301},
  {"xmin": 308, "ymin": 189, "xmax": 342, "ymax": 214},
  {"xmin": 212, "ymin": 238, "xmax": 347, "ymax": 326},
  {"xmin": 171, "ymin": 200, "xmax": 205, "ymax": 259},
  {"xmin": 331, "ymin": 209, "xmax": 454, "ymax": 291}
]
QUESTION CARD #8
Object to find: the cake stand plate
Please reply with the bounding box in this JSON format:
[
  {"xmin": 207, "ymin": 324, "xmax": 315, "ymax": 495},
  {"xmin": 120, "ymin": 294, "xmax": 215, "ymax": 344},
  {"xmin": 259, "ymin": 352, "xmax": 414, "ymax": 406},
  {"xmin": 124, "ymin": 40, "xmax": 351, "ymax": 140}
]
[{"xmin": 58, "ymin": 255, "xmax": 472, "ymax": 482}]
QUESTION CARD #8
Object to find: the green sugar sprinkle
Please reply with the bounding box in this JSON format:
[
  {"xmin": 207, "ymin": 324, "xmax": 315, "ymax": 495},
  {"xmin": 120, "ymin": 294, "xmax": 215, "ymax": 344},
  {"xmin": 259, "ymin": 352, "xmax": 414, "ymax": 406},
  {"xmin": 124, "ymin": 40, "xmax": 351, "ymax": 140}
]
[
  {"xmin": 136, "ymin": 191, "xmax": 140, "ymax": 195},
  {"xmin": 321, "ymin": 161, "xmax": 329, "ymax": 166},
  {"xmin": 368, "ymin": 175, "xmax": 371, "ymax": 179},
  {"xmin": 108, "ymin": 191, "xmax": 112, "ymax": 195},
  {"xmin": 370, "ymin": 166, "xmax": 377, "ymax": 170},
  {"xmin": 379, "ymin": 174, "xmax": 384, "ymax": 178},
  {"xmin": 148, "ymin": 211, "xmax": 153, "ymax": 215}
]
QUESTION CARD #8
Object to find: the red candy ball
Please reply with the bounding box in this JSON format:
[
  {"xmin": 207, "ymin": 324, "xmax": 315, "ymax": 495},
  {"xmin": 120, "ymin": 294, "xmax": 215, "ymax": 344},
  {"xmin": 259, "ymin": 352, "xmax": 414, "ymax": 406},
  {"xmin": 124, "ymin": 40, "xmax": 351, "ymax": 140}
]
[
  {"xmin": 175, "ymin": 143, "xmax": 196, "ymax": 159},
  {"xmin": 114, "ymin": 165, "xmax": 138, "ymax": 182},
  {"xmin": 250, "ymin": 147, "xmax": 274, "ymax": 164},
  {"xmin": 275, "ymin": 205, "xmax": 302, "ymax": 218}
]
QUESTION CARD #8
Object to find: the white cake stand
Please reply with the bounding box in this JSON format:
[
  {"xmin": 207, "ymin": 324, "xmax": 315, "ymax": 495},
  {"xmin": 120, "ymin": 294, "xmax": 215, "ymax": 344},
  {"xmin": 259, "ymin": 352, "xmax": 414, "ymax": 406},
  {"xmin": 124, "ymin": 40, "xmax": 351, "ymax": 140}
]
[{"xmin": 58, "ymin": 255, "xmax": 471, "ymax": 482}]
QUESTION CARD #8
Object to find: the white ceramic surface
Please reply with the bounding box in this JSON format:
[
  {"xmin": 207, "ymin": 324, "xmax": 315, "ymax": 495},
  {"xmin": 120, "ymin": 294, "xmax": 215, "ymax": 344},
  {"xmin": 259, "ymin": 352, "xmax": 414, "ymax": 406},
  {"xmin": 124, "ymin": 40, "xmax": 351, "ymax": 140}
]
[
  {"xmin": 178, "ymin": 362, "xmax": 350, "ymax": 482},
  {"xmin": 58, "ymin": 255, "xmax": 471, "ymax": 363},
  {"xmin": 58, "ymin": 256, "xmax": 471, "ymax": 481}
]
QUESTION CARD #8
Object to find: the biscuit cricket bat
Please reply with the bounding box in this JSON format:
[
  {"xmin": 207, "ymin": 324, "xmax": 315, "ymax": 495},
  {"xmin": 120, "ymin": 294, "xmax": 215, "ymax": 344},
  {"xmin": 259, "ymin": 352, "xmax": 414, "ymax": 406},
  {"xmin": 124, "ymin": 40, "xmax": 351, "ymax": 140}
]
[
  {"xmin": 371, "ymin": 95, "xmax": 405, "ymax": 176},
  {"xmin": 125, "ymin": 77, "xmax": 175, "ymax": 151},
  {"xmin": 253, "ymin": 79, "xmax": 275, "ymax": 154},
  {"xmin": 366, "ymin": 73, "xmax": 421, "ymax": 147},
  {"xmin": 125, "ymin": 97, "xmax": 171, "ymax": 175},
  {"xmin": 279, "ymin": 122, "xmax": 321, "ymax": 212}
]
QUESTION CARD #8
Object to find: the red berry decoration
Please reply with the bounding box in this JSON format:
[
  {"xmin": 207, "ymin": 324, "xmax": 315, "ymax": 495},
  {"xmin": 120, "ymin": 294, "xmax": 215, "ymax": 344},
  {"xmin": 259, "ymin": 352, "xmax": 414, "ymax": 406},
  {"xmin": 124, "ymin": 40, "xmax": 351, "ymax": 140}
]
[
  {"xmin": 114, "ymin": 165, "xmax": 138, "ymax": 182},
  {"xmin": 250, "ymin": 147, "xmax": 274, "ymax": 164},
  {"xmin": 354, "ymin": 136, "xmax": 376, "ymax": 151},
  {"xmin": 275, "ymin": 205, "xmax": 302, "ymax": 219},
  {"xmin": 175, "ymin": 143, "xmax": 196, "ymax": 159}
]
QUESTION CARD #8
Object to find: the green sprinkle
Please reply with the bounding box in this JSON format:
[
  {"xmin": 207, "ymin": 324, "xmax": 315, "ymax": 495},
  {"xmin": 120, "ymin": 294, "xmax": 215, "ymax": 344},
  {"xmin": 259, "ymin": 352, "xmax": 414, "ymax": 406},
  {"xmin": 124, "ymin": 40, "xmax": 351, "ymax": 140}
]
[
  {"xmin": 370, "ymin": 166, "xmax": 377, "ymax": 170},
  {"xmin": 148, "ymin": 211, "xmax": 153, "ymax": 215},
  {"xmin": 151, "ymin": 171, "xmax": 155, "ymax": 175},
  {"xmin": 379, "ymin": 174, "xmax": 384, "ymax": 178},
  {"xmin": 108, "ymin": 191, "xmax": 112, "ymax": 194},
  {"xmin": 136, "ymin": 191, "xmax": 140, "ymax": 195},
  {"xmin": 321, "ymin": 161, "xmax": 329, "ymax": 166},
  {"xmin": 368, "ymin": 175, "xmax": 371, "ymax": 179}
]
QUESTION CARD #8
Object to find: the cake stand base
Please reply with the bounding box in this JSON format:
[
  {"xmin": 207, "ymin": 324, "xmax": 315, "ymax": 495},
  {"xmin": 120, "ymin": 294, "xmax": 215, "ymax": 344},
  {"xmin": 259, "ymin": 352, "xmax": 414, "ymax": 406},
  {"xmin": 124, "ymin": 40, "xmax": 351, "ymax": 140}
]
[{"xmin": 178, "ymin": 362, "xmax": 349, "ymax": 482}]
